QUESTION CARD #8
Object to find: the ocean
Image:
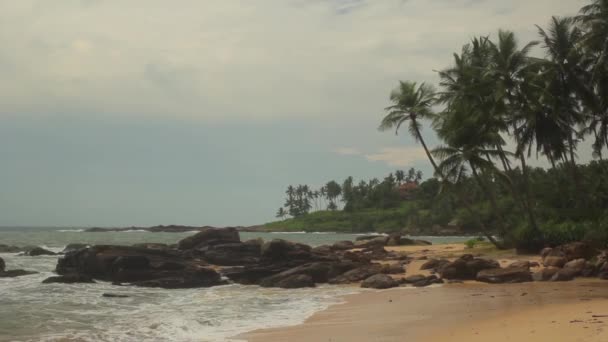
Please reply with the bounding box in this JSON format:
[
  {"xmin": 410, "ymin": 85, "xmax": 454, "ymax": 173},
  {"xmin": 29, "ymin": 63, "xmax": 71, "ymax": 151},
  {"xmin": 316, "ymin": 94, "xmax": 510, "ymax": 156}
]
[{"xmin": 0, "ymin": 227, "xmax": 470, "ymax": 342}]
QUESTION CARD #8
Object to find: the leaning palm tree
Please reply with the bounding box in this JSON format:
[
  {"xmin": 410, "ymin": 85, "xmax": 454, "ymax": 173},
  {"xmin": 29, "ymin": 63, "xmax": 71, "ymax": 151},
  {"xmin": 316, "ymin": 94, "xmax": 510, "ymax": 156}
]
[
  {"xmin": 380, "ymin": 81, "xmax": 442, "ymax": 176},
  {"xmin": 433, "ymin": 144, "xmax": 512, "ymax": 240}
]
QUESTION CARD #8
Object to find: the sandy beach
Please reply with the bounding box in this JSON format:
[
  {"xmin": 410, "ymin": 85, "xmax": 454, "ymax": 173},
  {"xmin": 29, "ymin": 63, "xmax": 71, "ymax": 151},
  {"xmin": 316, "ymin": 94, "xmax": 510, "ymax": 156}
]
[{"xmin": 240, "ymin": 244, "xmax": 608, "ymax": 342}]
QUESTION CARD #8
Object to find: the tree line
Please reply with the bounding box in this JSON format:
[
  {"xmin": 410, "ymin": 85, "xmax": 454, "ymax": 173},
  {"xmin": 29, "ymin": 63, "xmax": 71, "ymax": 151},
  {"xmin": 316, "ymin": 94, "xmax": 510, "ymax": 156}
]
[
  {"xmin": 276, "ymin": 168, "xmax": 424, "ymax": 219},
  {"xmin": 379, "ymin": 0, "xmax": 608, "ymax": 250}
]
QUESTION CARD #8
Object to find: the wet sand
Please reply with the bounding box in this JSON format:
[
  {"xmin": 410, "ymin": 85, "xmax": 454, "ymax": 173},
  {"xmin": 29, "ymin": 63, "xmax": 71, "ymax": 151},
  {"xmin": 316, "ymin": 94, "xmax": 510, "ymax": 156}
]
[
  {"xmin": 241, "ymin": 281, "xmax": 608, "ymax": 342},
  {"xmin": 239, "ymin": 243, "xmax": 608, "ymax": 342}
]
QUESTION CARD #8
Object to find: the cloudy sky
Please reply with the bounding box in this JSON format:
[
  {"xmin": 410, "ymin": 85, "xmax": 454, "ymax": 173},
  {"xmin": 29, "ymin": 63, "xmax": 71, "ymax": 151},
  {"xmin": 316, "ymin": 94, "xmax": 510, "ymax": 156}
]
[{"xmin": 0, "ymin": 0, "xmax": 584, "ymax": 227}]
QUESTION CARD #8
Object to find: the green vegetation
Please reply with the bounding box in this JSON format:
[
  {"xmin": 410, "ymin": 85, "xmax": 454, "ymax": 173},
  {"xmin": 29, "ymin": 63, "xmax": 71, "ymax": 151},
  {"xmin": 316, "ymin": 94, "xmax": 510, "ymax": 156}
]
[{"xmin": 267, "ymin": 0, "xmax": 608, "ymax": 251}]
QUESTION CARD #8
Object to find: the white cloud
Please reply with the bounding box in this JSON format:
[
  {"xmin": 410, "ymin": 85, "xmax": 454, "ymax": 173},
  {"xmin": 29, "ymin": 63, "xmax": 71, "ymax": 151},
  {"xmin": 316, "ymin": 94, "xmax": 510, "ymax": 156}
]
[
  {"xmin": 365, "ymin": 147, "xmax": 428, "ymax": 167},
  {"xmin": 0, "ymin": 0, "xmax": 583, "ymax": 120},
  {"xmin": 332, "ymin": 147, "xmax": 361, "ymax": 155}
]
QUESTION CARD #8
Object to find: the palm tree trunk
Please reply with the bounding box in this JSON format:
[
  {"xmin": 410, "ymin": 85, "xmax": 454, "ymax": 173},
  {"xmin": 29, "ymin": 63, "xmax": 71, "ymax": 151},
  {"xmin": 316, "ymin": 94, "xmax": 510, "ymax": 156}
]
[
  {"xmin": 461, "ymin": 196, "xmax": 505, "ymax": 249},
  {"xmin": 412, "ymin": 120, "xmax": 441, "ymax": 177},
  {"xmin": 518, "ymin": 153, "xmax": 542, "ymax": 237},
  {"xmin": 470, "ymin": 164, "xmax": 508, "ymax": 238}
]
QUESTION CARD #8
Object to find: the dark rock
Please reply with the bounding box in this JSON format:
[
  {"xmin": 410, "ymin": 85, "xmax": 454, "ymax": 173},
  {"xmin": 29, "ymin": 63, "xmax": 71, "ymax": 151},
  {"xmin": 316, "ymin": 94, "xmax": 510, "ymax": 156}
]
[
  {"xmin": 0, "ymin": 257, "xmax": 4, "ymax": 272},
  {"xmin": 61, "ymin": 244, "xmax": 90, "ymax": 254},
  {"xmin": 420, "ymin": 259, "xmax": 450, "ymax": 271},
  {"xmin": 0, "ymin": 269, "xmax": 38, "ymax": 278},
  {"xmin": 177, "ymin": 228, "xmax": 240, "ymax": 250},
  {"xmin": 274, "ymin": 274, "xmax": 315, "ymax": 289},
  {"xmin": 103, "ymin": 293, "xmax": 130, "ymax": 298},
  {"xmin": 356, "ymin": 235, "xmax": 384, "ymax": 241},
  {"xmin": 550, "ymin": 268, "xmax": 578, "ymax": 282},
  {"xmin": 222, "ymin": 264, "xmax": 292, "ymax": 285},
  {"xmin": 131, "ymin": 243, "xmax": 168, "ymax": 250},
  {"xmin": 477, "ymin": 267, "xmax": 532, "ymax": 284},
  {"xmin": 439, "ymin": 256, "xmax": 499, "ymax": 280},
  {"xmin": 540, "ymin": 247, "xmax": 553, "ymax": 259},
  {"xmin": 354, "ymin": 237, "xmax": 389, "ymax": 248},
  {"xmin": 261, "ymin": 239, "xmax": 313, "ymax": 262},
  {"xmin": 332, "ymin": 240, "xmax": 355, "ymax": 251},
  {"xmin": 130, "ymin": 268, "xmax": 224, "ymax": 289},
  {"xmin": 380, "ymin": 263, "xmax": 405, "ymax": 275},
  {"xmin": 329, "ymin": 264, "xmax": 383, "ymax": 284},
  {"xmin": 559, "ymin": 242, "xmax": 596, "ymax": 261},
  {"xmin": 42, "ymin": 274, "xmax": 95, "ymax": 284},
  {"xmin": 403, "ymin": 274, "xmax": 427, "ymax": 284},
  {"xmin": 202, "ymin": 242, "xmax": 261, "ymax": 266},
  {"xmin": 0, "ymin": 244, "xmax": 26, "ymax": 253},
  {"xmin": 312, "ymin": 245, "xmax": 332, "ymax": 254},
  {"xmin": 361, "ymin": 274, "xmax": 398, "ymax": 289},
  {"xmin": 56, "ymin": 245, "xmax": 224, "ymax": 289},
  {"xmin": 412, "ymin": 275, "xmax": 443, "ymax": 287},
  {"xmin": 543, "ymin": 249, "xmax": 567, "ymax": 268},
  {"xmin": 25, "ymin": 247, "xmax": 57, "ymax": 256},
  {"xmin": 260, "ymin": 261, "xmax": 359, "ymax": 287},
  {"xmin": 532, "ymin": 267, "xmax": 559, "ymax": 281},
  {"xmin": 507, "ymin": 261, "xmax": 532, "ymax": 270},
  {"xmin": 563, "ymin": 258, "xmax": 586, "ymax": 276}
]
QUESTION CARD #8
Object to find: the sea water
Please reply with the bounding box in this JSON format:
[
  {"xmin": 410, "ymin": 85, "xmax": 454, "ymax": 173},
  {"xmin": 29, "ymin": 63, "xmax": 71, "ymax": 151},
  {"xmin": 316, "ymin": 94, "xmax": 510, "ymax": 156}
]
[{"xmin": 0, "ymin": 228, "xmax": 470, "ymax": 342}]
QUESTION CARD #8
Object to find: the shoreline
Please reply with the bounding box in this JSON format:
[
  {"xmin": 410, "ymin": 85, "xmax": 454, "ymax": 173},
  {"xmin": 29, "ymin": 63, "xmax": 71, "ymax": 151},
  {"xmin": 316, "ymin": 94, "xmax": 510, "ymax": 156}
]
[{"xmin": 238, "ymin": 280, "xmax": 608, "ymax": 342}]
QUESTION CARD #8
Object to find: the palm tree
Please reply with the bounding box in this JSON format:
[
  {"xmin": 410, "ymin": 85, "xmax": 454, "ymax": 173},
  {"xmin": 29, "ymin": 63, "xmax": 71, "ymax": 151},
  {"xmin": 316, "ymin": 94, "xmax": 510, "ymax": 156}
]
[
  {"xmin": 380, "ymin": 81, "xmax": 442, "ymax": 176},
  {"xmin": 276, "ymin": 208, "xmax": 288, "ymax": 220},
  {"xmin": 488, "ymin": 30, "xmax": 542, "ymax": 236},
  {"xmin": 536, "ymin": 17, "xmax": 587, "ymax": 168},
  {"xmin": 395, "ymin": 170, "xmax": 405, "ymax": 185},
  {"xmin": 433, "ymin": 145, "xmax": 511, "ymax": 240}
]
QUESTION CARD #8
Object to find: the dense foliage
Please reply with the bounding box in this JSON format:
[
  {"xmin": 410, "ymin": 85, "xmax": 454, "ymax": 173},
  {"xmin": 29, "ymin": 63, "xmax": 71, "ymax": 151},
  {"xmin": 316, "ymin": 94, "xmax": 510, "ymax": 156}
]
[{"xmin": 269, "ymin": 1, "xmax": 608, "ymax": 251}]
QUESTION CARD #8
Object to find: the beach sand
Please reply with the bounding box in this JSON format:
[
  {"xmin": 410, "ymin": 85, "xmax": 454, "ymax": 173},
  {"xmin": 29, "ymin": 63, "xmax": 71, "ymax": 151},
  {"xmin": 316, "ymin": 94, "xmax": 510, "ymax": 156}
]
[{"xmin": 239, "ymin": 244, "xmax": 608, "ymax": 342}]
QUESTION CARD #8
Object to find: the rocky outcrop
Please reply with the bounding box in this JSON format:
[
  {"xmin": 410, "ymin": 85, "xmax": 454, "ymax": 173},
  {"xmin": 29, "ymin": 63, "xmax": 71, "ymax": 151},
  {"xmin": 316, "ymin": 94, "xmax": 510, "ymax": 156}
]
[
  {"xmin": 202, "ymin": 240, "xmax": 262, "ymax": 266},
  {"xmin": 550, "ymin": 268, "xmax": 578, "ymax": 282},
  {"xmin": 56, "ymin": 245, "xmax": 223, "ymax": 289},
  {"xmin": 361, "ymin": 274, "xmax": 399, "ymax": 289},
  {"xmin": 0, "ymin": 257, "xmax": 4, "ymax": 272},
  {"xmin": 332, "ymin": 241, "xmax": 355, "ymax": 251},
  {"xmin": 328, "ymin": 264, "xmax": 383, "ymax": 284},
  {"xmin": 532, "ymin": 267, "xmax": 560, "ymax": 281},
  {"xmin": 61, "ymin": 244, "xmax": 90, "ymax": 254},
  {"xmin": 439, "ymin": 255, "xmax": 500, "ymax": 280},
  {"xmin": 0, "ymin": 244, "xmax": 26, "ymax": 253},
  {"xmin": 42, "ymin": 274, "xmax": 95, "ymax": 284},
  {"xmin": 24, "ymin": 247, "xmax": 57, "ymax": 256},
  {"xmin": 177, "ymin": 228, "xmax": 240, "ymax": 250},
  {"xmin": 542, "ymin": 249, "xmax": 567, "ymax": 268},
  {"xmin": 273, "ymin": 274, "xmax": 315, "ymax": 289},
  {"xmin": 476, "ymin": 267, "xmax": 532, "ymax": 284},
  {"xmin": 420, "ymin": 259, "xmax": 450, "ymax": 271},
  {"xmin": 0, "ymin": 269, "xmax": 38, "ymax": 278},
  {"xmin": 404, "ymin": 274, "xmax": 443, "ymax": 287}
]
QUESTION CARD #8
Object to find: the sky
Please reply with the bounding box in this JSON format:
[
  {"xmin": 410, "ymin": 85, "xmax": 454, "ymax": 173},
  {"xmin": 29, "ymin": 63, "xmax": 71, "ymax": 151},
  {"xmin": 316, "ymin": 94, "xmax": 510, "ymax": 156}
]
[{"xmin": 0, "ymin": 0, "xmax": 586, "ymax": 227}]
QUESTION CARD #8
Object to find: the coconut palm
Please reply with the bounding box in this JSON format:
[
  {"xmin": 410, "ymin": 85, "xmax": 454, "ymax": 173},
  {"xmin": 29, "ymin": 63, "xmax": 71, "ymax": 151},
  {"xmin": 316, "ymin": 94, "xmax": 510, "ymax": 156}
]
[{"xmin": 379, "ymin": 81, "xmax": 442, "ymax": 176}]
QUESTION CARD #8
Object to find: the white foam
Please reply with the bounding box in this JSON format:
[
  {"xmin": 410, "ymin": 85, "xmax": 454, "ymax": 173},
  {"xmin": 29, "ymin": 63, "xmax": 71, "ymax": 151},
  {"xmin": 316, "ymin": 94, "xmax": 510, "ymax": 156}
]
[{"xmin": 57, "ymin": 229, "xmax": 85, "ymax": 232}]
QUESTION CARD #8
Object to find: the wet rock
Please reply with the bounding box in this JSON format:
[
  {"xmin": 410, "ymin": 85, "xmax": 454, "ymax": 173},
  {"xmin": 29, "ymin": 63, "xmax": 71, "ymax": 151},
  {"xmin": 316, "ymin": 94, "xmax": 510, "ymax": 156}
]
[
  {"xmin": 356, "ymin": 235, "xmax": 384, "ymax": 241},
  {"xmin": 361, "ymin": 274, "xmax": 399, "ymax": 289},
  {"xmin": 0, "ymin": 269, "xmax": 38, "ymax": 278},
  {"xmin": 42, "ymin": 274, "xmax": 95, "ymax": 284},
  {"xmin": 329, "ymin": 264, "xmax": 384, "ymax": 284},
  {"xmin": 56, "ymin": 245, "xmax": 224, "ymax": 289},
  {"xmin": 24, "ymin": 247, "xmax": 57, "ymax": 256},
  {"xmin": 259, "ymin": 261, "xmax": 359, "ymax": 287},
  {"xmin": 403, "ymin": 274, "xmax": 427, "ymax": 284},
  {"xmin": 476, "ymin": 267, "xmax": 532, "ymax": 284},
  {"xmin": 532, "ymin": 267, "xmax": 560, "ymax": 281},
  {"xmin": 177, "ymin": 228, "xmax": 240, "ymax": 250},
  {"xmin": 0, "ymin": 257, "xmax": 4, "ymax": 272},
  {"xmin": 202, "ymin": 241, "xmax": 261, "ymax": 266},
  {"xmin": 412, "ymin": 275, "xmax": 443, "ymax": 287},
  {"xmin": 102, "ymin": 293, "xmax": 130, "ymax": 298},
  {"xmin": 261, "ymin": 239, "xmax": 313, "ymax": 262},
  {"xmin": 274, "ymin": 274, "xmax": 315, "ymax": 289},
  {"xmin": 0, "ymin": 244, "xmax": 26, "ymax": 253},
  {"xmin": 222, "ymin": 264, "xmax": 293, "ymax": 285},
  {"xmin": 61, "ymin": 244, "xmax": 90, "ymax": 254},
  {"xmin": 131, "ymin": 243, "xmax": 168, "ymax": 250}
]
